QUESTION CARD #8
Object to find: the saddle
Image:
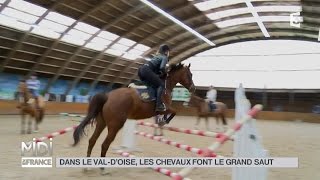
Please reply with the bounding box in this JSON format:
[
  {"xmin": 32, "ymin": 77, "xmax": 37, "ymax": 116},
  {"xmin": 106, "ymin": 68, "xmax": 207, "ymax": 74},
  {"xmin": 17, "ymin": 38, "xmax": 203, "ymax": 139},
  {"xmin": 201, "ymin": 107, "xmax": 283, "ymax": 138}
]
[
  {"xmin": 208, "ymin": 101, "xmax": 217, "ymax": 112},
  {"xmin": 128, "ymin": 82, "xmax": 156, "ymax": 102}
]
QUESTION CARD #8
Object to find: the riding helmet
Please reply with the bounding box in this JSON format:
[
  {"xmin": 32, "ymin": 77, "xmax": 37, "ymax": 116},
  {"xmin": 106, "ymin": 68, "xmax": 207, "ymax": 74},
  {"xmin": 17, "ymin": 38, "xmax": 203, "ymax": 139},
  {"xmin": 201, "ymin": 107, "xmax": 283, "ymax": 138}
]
[{"xmin": 158, "ymin": 44, "xmax": 170, "ymax": 55}]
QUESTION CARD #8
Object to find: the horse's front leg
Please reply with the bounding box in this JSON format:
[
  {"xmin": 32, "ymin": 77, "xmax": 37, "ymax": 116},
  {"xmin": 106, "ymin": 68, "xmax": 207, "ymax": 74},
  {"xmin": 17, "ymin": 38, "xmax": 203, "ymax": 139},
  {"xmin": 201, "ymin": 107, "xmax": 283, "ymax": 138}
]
[
  {"xmin": 21, "ymin": 111, "xmax": 26, "ymax": 134},
  {"xmin": 164, "ymin": 107, "xmax": 176, "ymax": 124},
  {"xmin": 34, "ymin": 119, "xmax": 39, "ymax": 133}
]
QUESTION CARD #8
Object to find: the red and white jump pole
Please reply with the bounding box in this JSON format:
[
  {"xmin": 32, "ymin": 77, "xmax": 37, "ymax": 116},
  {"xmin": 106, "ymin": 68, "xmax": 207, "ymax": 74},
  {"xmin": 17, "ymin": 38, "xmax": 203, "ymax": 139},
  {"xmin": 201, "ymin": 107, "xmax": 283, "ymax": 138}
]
[
  {"xmin": 115, "ymin": 150, "xmax": 191, "ymax": 180},
  {"xmin": 33, "ymin": 125, "xmax": 78, "ymax": 142},
  {"xmin": 137, "ymin": 121, "xmax": 234, "ymax": 140},
  {"xmin": 176, "ymin": 104, "xmax": 263, "ymax": 179}
]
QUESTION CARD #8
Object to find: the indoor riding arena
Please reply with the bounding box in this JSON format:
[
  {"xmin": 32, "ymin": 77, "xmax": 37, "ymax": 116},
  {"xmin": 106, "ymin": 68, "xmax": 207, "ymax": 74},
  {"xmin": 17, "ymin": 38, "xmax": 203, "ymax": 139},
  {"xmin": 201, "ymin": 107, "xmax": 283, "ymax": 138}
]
[{"xmin": 0, "ymin": 0, "xmax": 320, "ymax": 180}]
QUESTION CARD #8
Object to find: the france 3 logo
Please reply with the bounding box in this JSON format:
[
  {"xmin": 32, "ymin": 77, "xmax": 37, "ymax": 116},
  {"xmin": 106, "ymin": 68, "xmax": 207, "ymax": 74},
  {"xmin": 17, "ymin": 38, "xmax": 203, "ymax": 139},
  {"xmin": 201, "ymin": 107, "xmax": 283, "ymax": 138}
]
[{"xmin": 21, "ymin": 138, "xmax": 53, "ymax": 168}]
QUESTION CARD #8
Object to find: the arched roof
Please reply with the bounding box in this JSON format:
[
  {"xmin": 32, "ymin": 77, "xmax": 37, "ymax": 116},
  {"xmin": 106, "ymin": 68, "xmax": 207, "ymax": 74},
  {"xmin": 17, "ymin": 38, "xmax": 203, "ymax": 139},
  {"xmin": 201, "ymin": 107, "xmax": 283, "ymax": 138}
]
[{"xmin": 0, "ymin": 0, "xmax": 319, "ymax": 93}]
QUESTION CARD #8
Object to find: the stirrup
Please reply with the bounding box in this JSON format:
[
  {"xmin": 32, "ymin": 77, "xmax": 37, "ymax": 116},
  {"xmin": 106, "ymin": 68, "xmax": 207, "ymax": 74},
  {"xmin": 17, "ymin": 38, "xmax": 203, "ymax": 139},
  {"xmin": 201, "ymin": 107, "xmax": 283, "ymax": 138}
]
[{"xmin": 155, "ymin": 103, "xmax": 166, "ymax": 112}]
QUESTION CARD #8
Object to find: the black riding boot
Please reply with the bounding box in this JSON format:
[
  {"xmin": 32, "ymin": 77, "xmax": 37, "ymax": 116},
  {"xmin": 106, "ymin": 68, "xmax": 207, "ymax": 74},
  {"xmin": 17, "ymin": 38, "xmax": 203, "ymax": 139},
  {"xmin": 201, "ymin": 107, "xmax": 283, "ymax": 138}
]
[{"xmin": 156, "ymin": 87, "xmax": 166, "ymax": 112}]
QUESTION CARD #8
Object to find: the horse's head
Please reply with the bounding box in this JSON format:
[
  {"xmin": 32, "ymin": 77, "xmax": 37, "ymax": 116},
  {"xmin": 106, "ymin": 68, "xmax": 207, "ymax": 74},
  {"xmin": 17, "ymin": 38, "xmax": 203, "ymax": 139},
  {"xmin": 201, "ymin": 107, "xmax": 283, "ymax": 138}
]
[
  {"xmin": 186, "ymin": 94, "xmax": 203, "ymax": 107},
  {"xmin": 17, "ymin": 81, "xmax": 29, "ymax": 103},
  {"xmin": 168, "ymin": 63, "xmax": 195, "ymax": 93},
  {"xmin": 18, "ymin": 81, "xmax": 27, "ymax": 93}
]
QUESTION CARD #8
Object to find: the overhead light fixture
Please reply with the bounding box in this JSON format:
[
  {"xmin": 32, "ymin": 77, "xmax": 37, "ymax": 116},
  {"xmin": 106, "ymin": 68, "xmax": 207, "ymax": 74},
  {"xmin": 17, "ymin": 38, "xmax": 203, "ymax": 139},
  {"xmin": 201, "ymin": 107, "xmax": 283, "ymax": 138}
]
[
  {"xmin": 139, "ymin": 0, "xmax": 215, "ymax": 46},
  {"xmin": 245, "ymin": 0, "xmax": 270, "ymax": 37}
]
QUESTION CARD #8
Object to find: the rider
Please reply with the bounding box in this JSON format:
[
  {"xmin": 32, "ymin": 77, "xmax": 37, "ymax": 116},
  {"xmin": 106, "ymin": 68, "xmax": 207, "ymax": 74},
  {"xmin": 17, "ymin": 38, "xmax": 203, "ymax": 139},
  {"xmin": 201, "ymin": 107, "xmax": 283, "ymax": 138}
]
[
  {"xmin": 26, "ymin": 72, "xmax": 41, "ymax": 109},
  {"xmin": 138, "ymin": 44, "xmax": 170, "ymax": 112},
  {"xmin": 206, "ymin": 85, "xmax": 217, "ymax": 110}
]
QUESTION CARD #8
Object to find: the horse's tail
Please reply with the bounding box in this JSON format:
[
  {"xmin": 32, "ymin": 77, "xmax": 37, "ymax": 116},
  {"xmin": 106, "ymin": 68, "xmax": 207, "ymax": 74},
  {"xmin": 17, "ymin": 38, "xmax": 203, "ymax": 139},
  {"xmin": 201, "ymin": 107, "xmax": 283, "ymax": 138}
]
[{"xmin": 73, "ymin": 93, "xmax": 108, "ymax": 146}]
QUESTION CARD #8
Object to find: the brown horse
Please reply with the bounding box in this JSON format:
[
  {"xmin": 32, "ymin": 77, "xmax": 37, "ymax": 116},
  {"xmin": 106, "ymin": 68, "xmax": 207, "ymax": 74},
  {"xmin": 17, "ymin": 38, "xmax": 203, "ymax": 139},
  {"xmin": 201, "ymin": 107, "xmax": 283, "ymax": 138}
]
[
  {"xmin": 17, "ymin": 81, "xmax": 45, "ymax": 134},
  {"xmin": 187, "ymin": 94, "xmax": 228, "ymax": 131},
  {"xmin": 73, "ymin": 64, "xmax": 195, "ymax": 174}
]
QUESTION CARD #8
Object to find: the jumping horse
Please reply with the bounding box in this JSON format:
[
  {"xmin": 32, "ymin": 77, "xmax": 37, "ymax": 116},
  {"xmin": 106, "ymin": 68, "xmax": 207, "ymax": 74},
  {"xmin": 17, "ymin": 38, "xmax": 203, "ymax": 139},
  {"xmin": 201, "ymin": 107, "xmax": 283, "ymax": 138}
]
[
  {"xmin": 187, "ymin": 94, "xmax": 228, "ymax": 131},
  {"xmin": 73, "ymin": 63, "xmax": 195, "ymax": 174},
  {"xmin": 17, "ymin": 81, "xmax": 45, "ymax": 134}
]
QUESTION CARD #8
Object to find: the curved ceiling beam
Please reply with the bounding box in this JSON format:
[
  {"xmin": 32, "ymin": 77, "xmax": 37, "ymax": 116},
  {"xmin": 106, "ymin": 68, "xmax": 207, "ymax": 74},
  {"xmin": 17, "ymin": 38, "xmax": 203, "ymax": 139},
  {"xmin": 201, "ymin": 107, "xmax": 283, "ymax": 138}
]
[
  {"xmin": 179, "ymin": 36, "xmax": 319, "ymax": 65},
  {"xmin": 40, "ymin": 1, "xmax": 146, "ymax": 94},
  {"xmin": 89, "ymin": 2, "xmax": 203, "ymax": 90},
  {"xmin": 18, "ymin": 0, "xmax": 112, "ymax": 93},
  {"xmin": 0, "ymin": 0, "xmax": 62, "ymax": 72},
  {"xmin": 141, "ymin": 1, "xmax": 309, "ymax": 57},
  {"xmin": 60, "ymin": 3, "xmax": 148, "ymax": 94},
  {"xmin": 122, "ymin": 33, "xmax": 318, "ymax": 85},
  {"xmin": 170, "ymin": 29, "xmax": 319, "ymax": 64},
  {"xmin": 169, "ymin": 21, "xmax": 319, "ymax": 62},
  {"xmin": 105, "ymin": 14, "xmax": 212, "ymax": 87}
]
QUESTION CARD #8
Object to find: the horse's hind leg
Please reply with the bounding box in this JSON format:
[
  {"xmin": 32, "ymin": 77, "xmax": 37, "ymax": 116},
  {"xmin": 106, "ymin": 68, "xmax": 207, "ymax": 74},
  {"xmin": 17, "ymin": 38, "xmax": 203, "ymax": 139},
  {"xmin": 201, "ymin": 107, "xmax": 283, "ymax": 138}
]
[
  {"xmin": 87, "ymin": 113, "xmax": 106, "ymax": 157},
  {"xmin": 34, "ymin": 112, "xmax": 39, "ymax": 133},
  {"xmin": 21, "ymin": 112, "xmax": 26, "ymax": 134},
  {"xmin": 215, "ymin": 115, "xmax": 220, "ymax": 131},
  {"xmin": 221, "ymin": 114, "xmax": 228, "ymax": 131},
  {"xmin": 83, "ymin": 113, "xmax": 106, "ymax": 172},
  {"xmin": 100, "ymin": 118, "xmax": 126, "ymax": 175},
  {"xmin": 195, "ymin": 116, "xmax": 200, "ymax": 129},
  {"xmin": 27, "ymin": 116, "xmax": 32, "ymax": 134},
  {"xmin": 205, "ymin": 117, "xmax": 210, "ymax": 131}
]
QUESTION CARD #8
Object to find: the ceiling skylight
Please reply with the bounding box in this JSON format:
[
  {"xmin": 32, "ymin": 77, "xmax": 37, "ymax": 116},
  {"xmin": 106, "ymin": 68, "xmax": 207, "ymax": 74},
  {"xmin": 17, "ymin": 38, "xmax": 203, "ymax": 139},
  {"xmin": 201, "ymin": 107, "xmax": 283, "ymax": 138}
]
[
  {"xmin": 215, "ymin": 16, "xmax": 291, "ymax": 28},
  {"xmin": 67, "ymin": 29, "xmax": 91, "ymax": 40},
  {"xmin": 74, "ymin": 22, "xmax": 99, "ymax": 34},
  {"xmin": 85, "ymin": 42, "xmax": 105, "ymax": 51},
  {"xmin": 98, "ymin": 31, "xmax": 119, "ymax": 41},
  {"xmin": 0, "ymin": 14, "xmax": 31, "ymax": 31},
  {"xmin": 117, "ymin": 38, "xmax": 136, "ymax": 46},
  {"xmin": 2, "ymin": 7, "xmax": 39, "ymax": 24},
  {"xmin": 0, "ymin": 0, "xmax": 151, "ymax": 61},
  {"xmin": 61, "ymin": 35, "xmax": 85, "ymax": 46},
  {"xmin": 127, "ymin": 49, "xmax": 144, "ymax": 56},
  {"xmin": 38, "ymin": 19, "xmax": 68, "ymax": 33},
  {"xmin": 194, "ymin": 0, "xmax": 245, "ymax": 11},
  {"xmin": 122, "ymin": 53, "xmax": 140, "ymax": 60},
  {"xmin": 106, "ymin": 49, "xmax": 123, "ymax": 56},
  {"xmin": 90, "ymin": 36, "xmax": 112, "ymax": 46},
  {"xmin": 255, "ymin": 6, "xmax": 302, "ymax": 12},
  {"xmin": 32, "ymin": 26, "xmax": 60, "ymax": 39},
  {"xmin": 133, "ymin": 44, "xmax": 150, "ymax": 51},
  {"xmin": 8, "ymin": 0, "xmax": 46, "ymax": 16},
  {"xmin": 207, "ymin": 8, "xmax": 250, "ymax": 21},
  {"xmin": 45, "ymin": 12, "xmax": 76, "ymax": 26},
  {"xmin": 110, "ymin": 43, "xmax": 130, "ymax": 51},
  {"xmin": 215, "ymin": 17, "xmax": 256, "ymax": 28}
]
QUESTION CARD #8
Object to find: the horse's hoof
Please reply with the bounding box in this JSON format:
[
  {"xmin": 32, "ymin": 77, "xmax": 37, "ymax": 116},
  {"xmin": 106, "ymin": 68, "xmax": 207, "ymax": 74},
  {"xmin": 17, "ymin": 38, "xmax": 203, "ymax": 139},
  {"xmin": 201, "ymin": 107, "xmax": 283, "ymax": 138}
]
[
  {"xmin": 100, "ymin": 168, "xmax": 110, "ymax": 175},
  {"xmin": 82, "ymin": 167, "xmax": 91, "ymax": 172},
  {"xmin": 21, "ymin": 130, "xmax": 25, "ymax": 134},
  {"xmin": 158, "ymin": 121, "xmax": 166, "ymax": 127},
  {"xmin": 27, "ymin": 131, "xmax": 32, "ymax": 134}
]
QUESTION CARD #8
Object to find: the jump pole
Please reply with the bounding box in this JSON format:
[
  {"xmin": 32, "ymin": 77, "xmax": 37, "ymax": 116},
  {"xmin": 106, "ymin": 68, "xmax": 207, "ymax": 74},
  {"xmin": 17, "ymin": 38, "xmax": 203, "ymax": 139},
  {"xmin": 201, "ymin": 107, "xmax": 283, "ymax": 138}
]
[
  {"xmin": 137, "ymin": 121, "xmax": 234, "ymax": 140},
  {"xmin": 115, "ymin": 150, "xmax": 191, "ymax": 180},
  {"xmin": 176, "ymin": 104, "xmax": 263, "ymax": 179},
  {"xmin": 33, "ymin": 125, "xmax": 78, "ymax": 143}
]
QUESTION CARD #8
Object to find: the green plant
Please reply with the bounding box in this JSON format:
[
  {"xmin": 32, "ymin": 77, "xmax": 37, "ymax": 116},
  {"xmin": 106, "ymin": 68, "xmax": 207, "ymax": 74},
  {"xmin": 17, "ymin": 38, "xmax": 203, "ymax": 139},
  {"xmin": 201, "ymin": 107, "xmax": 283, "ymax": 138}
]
[
  {"xmin": 40, "ymin": 89, "xmax": 46, "ymax": 96},
  {"xmin": 80, "ymin": 88, "xmax": 88, "ymax": 96}
]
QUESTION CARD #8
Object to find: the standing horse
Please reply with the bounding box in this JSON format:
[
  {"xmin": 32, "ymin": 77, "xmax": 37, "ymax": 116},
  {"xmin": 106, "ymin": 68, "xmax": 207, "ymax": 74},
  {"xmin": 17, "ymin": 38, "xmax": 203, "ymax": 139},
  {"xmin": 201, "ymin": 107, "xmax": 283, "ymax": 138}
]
[
  {"xmin": 17, "ymin": 81, "xmax": 45, "ymax": 134},
  {"xmin": 73, "ymin": 64, "xmax": 195, "ymax": 174},
  {"xmin": 188, "ymin": 94, "xmax": 228, "ymax": 131}
]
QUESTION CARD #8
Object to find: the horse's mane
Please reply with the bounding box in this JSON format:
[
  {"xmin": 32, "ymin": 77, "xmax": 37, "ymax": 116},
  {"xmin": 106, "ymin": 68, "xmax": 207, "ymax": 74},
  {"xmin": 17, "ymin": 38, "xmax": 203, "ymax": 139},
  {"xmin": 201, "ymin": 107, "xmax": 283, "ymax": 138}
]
[
  {"xmin": 191, "ymin": 94, "xmax": 205, "ymax": 102},
  {"xmin": 169, "ymin": 63, "xmax": 184, "ymax": 73}
]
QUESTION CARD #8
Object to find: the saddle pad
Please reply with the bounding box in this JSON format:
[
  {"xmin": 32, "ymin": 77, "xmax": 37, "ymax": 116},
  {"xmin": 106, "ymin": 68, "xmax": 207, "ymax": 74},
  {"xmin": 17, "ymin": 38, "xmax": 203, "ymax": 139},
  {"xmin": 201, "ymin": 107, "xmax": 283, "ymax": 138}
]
[
  {"xmin": 129, "ymin": 82, "xmax": 156, "ymax": 102},
  {"xmin": 208, "ymin": 102, "xmax": 217, "ymax": 112}
]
